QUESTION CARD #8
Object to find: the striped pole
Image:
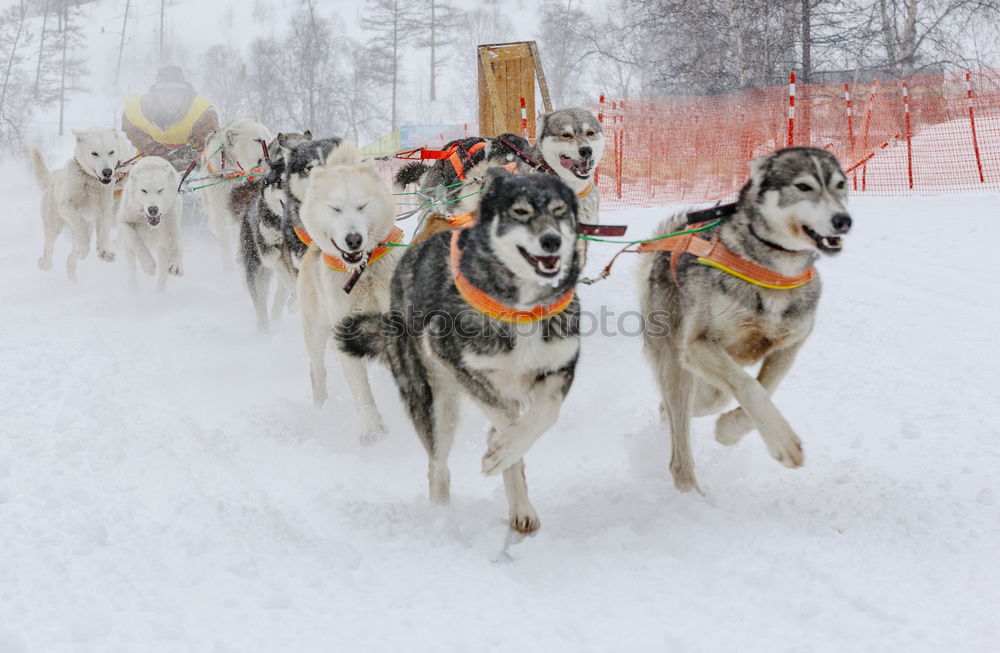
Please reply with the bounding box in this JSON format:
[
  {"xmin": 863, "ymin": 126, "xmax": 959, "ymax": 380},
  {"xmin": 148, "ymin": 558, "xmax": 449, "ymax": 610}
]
[
  {"xmin": 616, "ymin": 100, "xmax": 624, "ymax": 200},
  {"xmin": 903, "ymin": 81, "xmax": 913, "ymax": 190},
  {"xmin": 519, "ymin": 97, "xmax": 529, "ymax": 139},
  {"xmin": 788, "ymin": 72, "xmax": 796, "ymax": 147},
  {"xmin": 595, "ymin": 94, "xmax": 605, "ymax": 185},
  {"xmin": 844, "ymin": 83, "xmax": 856, "ymax": 189},
  {"xmin": 966, "ymin": 72, "xmax": 985, "ymax": 184}
]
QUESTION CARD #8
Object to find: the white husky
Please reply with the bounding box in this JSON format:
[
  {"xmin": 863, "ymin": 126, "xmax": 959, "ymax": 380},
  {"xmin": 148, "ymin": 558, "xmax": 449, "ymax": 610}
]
[
  {"xmin": 297, "ymin": 142, "xmax": 403, "ymax": 444},
  {"xmin": 30, "ymin": 128, "xmax": 122, "ymax": 280},
  {"xmin": 117, "ymin": 156, "xmax": 184, "ymax": 291},
  {"xmin": 199, "ymin": 118, "xmax": 273, "ymax": 266}
]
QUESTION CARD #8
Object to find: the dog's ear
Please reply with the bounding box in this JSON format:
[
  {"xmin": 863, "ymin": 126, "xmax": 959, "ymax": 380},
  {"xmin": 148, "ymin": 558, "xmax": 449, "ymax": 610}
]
[
  {"xmin": 324, "ymin": 141, "xmax": 359, "ymax": 167},
  {"xmin": 277, "ymin": 132, "xmax": 287, "ymax": 148},
  {"xmin": 224, "ymin": 127, "xmax": 239, "ymax": 147},
  {"xmin": 303, "ymin": 130, "xmax": 312, "ymax": 141},
  {"xmin": 483, "ymin": 166, "xmax": 511, "ymax": 194},
  {"xmin": 358, "ymin": 157, "xmax": 379, "ymax": 178},
  {"xmin": 71, "ymin": 129, "xmax": 83, "ymax": 141},
  {"xmin": 748, "ymin": 154, "xmax": 770, "ymax": 181}
]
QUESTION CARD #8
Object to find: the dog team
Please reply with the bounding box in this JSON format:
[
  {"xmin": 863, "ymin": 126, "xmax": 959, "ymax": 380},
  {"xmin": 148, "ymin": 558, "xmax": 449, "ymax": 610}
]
[{"xmin": 29, "ymin": 103, "xmax": 853, "ymax": 534}]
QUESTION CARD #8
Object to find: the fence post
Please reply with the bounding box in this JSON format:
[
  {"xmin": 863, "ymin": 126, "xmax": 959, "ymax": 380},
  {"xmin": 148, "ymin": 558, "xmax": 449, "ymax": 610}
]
[
  {"xmin": 844, "ymin": 83, "xmax": 856, "ymax": 189},
  {"xmin": 902, "ymin": 81, "xmax": 913, "ymax": 190},
  {"xmin": 788, "ymin": 72, "xmax": 796, "ymax": 147},
  {"xmin": 616, "ymin": 100, "xmax": 624, "ymax": 200},
  {"xmin": 966, "ymin": 72, "xmax": 986, "ymax": 184},
  {"xmin": 595, "ymin": 94, "xmax": 604, "ymax": 186}
]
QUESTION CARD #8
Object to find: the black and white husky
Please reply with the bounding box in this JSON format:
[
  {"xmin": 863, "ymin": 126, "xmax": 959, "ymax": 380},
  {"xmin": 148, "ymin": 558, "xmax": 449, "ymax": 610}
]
[
  {"xmin": 639, "ymin": 147, "xmax": 853, "ymax": 492},
  {"xmin": 237, "ymin": 131, "xmax": 312, "ymax": 332},
  {"xmin": 336, "ymin": 169, "xmax": 581, "ymax": 533}
]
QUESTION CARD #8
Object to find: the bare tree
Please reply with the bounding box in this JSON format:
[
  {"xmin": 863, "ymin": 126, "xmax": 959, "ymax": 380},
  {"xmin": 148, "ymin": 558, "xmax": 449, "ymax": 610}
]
[
  {"xmin": 536, "ymin": 0, "xmax": 598, "ymax": 107},
  {"xmin": 412, "ymin": 0, "xmax": 460, "ymax": 102},
  {"xmin": 0, "ymin": 0, "xmax": 31, "ymax": 121},
  {"xmin": 362, "ymin": 0, "xmax": 419, "ymax": 129}
]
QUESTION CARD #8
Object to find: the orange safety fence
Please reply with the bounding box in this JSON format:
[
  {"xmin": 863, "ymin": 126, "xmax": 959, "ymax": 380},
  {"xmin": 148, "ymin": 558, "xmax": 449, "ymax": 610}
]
[
  {"xmin": 594, "ymin": 69, "xmax": 1000, "ymax": 209},
  {"xmin": 380, "ymin": 68, "xmax": 1000, "ymax": 214}
]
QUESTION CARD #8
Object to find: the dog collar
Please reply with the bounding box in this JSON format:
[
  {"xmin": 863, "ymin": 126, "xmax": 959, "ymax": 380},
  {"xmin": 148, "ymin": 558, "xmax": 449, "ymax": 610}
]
[
  {"xmin": 294, "ymin": 225, "xmax": 404, "ymax": 271},
  {"xmin": 449, "ymin": 230, "xmax": 574, "ymax": 323},
  {"xmin": 638, "ymin": 223, "xmax": 815, "ymax": 290}
]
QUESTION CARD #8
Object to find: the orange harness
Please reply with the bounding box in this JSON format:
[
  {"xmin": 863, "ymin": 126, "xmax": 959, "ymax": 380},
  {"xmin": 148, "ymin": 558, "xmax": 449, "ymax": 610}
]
[
  {"xmin": 294, "ymin": 225, "xmax": 404, "ymax": 271},
  {"xmin": 449, "ymin": 229, "xmax": 575, "ymax": 323},
  {"xmin": 637, "ymin": 223, "xmax": 815, "ymax": 290},
  {"xmin": 447, "ymin": 141, "xmax": 485, "ymax": 181}
]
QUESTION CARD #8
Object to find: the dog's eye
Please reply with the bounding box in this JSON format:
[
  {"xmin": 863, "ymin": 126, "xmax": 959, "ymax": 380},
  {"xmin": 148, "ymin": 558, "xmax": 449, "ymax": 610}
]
[
  {"xmin": 141, "ymin": 189, "xmax": 147, "ymax": 194},
  {"xmin": 511, "ymin": 207, "xmax": 531, "ymax": 218},
  {"xmin": 158, "ymin": 188, "xmax": 164, "ymax": 194},
  {"xmin": 795, "ymin": 183, "xmax": 814, "ymax": 192},
  {"xmin": 108, "ymin": 151, "xmax": 114, "ymax": 156},
  {"xmin": 330, "ymin": 206, "xmax": 341, "ymax": 213},
  {"xmin": 561, "ymin": 133, "xmax": 573, "ymax": 140},
  {"xmin": 91, "ymin": 152, "xmax": 98, "ymax": 157},
  {"xmin": 836, "ymin": 180, "xmax": 846, "ymax": 190},
  {"xmin": 586, "ymin": 131, "xmax": 595, "ymax": 137},
  {"xmin": 357, "ymin": 202, "xmax": 368, "ymax": 211},
  {"xmin": 305, "ymin": 164, "xmax": 314, "ymax": 172}
]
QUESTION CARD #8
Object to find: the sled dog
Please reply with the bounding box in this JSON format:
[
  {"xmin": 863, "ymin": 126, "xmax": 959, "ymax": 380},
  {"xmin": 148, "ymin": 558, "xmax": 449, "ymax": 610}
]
[{"xmin": 117, "ymin": 156, "xmax": 183, "ymax": 291}]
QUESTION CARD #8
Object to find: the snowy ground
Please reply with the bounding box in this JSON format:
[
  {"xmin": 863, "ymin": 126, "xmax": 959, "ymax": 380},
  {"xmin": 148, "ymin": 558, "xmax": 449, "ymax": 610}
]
[{"xmin": 1, "ymin": 162, "xmax": 998, "ymax": 651}]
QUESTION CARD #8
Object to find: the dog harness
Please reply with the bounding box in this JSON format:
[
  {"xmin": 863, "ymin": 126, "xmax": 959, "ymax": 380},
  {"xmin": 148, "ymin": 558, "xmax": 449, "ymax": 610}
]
[
  {"xmin": 637, "ymin": 222, "xmax": 815, "ymax": 290},
  {"xmin": 294, "ymin": 225, "xmax": 404, "ymax": 271},
  {"xmin": 449, "ymin": 229, "xmax": 575, "ymax": 323}
]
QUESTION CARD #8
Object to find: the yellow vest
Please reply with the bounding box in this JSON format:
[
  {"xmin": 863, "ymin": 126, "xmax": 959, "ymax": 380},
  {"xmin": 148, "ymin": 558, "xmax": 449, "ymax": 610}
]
[{"xmin": 124, "ymin": 93, "xmax": 213, "ymax": 147}]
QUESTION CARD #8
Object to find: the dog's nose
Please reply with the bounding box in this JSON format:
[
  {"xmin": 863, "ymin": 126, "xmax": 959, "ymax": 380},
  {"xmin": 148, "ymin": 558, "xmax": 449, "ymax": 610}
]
[
  {"xmin": 539, "ymin": 233, "xmax": 562, "ymax": 253},
  {"xmin": 101, "ymin": 167, "xmax": 113, "ymax": 178},
  {"xmin": 831, "ymin": 213, "xmax": 852, "ymax": 233},
  {"xmin": 579, "ymin": 145, "xmax": 593, "ymax": 159},
  {"xmin": 147, "ymin": 206, "xmax": 159, "ymax": 217},
  {"xmin": 344, "ymin": 232, "xmax": 363, "ymax": 251}
]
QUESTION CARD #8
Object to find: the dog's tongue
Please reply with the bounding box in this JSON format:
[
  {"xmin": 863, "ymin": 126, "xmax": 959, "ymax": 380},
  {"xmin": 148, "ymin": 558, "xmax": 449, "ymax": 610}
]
[{"xmin": 560, "ymin": 156, "xmax": 581, "ymax": 170}]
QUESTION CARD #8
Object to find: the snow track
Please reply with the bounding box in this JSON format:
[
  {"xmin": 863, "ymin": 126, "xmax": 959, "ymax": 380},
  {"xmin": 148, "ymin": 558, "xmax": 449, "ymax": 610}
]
[{"xmin": 1, "ymin": 166, "xmax": 998, "ymax": 651}]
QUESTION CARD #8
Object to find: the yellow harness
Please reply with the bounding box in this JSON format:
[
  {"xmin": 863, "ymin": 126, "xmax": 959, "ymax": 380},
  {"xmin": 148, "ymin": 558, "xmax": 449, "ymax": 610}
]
[{"xmin": 124, "ymin": 94, "xmax": 214, "ymax": 147}]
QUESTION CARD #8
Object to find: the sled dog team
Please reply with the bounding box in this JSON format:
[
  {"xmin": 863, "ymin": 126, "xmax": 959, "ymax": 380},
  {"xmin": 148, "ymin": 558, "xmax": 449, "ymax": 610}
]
[{"xmin": 30, "ymin": 108, "xmax": 853, "ymax": 533}]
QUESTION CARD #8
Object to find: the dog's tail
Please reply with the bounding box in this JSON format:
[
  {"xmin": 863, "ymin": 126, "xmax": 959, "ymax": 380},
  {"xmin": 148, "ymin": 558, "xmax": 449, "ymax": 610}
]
[
  {"xmin": 29, "ymin": 148, "xmax": 50, "ymax": 188},
  {"xmin": 335, "ymin": 312, "xmax": 391, "ymax": 360},
  {"xmin": 394, "ymin": 161, "xmax": 427, "ymax": 190}
]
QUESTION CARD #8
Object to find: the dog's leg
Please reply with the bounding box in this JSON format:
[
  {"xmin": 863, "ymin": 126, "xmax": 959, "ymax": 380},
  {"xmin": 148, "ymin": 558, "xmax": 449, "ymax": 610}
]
[
  {"xmin": 65, "ymin": 220, "xmax": 90, "ymax": 281},
  {"xmin": 426, "ymin": 371, "xmax": 459, "ymax": 504},
  {"xmin": 481, "ymin": 370, "xmax": 569, "ymax": 476},
  {"xmin": 297, "ymin": 262, "xmax": 328, "ymax": 406},
  {"xmin": 656, "ymin": 349, "xmax": 700, "ymax": 493},
  {"xmin": 501, "ymin": 457, "xmax": 539, "ymax": 534},
  {"xmin": 164, "ymin": 218, "xmax": 183, "ymax": 278},
  {"xmin": 716, "ymin": 341, "xmax": 804, "ymax": 446},
  {"xmin": 155, "ymin": 245, "xmax": 169, "ymax": 292},
  {"xmin": 38, "ymin": 217, "xmax": 61, "ymax": 272},
  {"xmin": 124, "ymin": 243, "xmax": 138, "ymax": 291},
  {"xmin": 248, "ymin": 264, "xmax": 272, "ymax": 333},
  {"xmin": 95, "ymin": 201, "xmax": 115, "ymax": 262},
  {"xmin": 684, "ymin": 338, "xmax": 804, "ymax": 467},
  {"xmin": 270, "ymin": 280, "xmax": 288, "ymax": 324},
  {"xmin": 335, "ymin": 353, "xmax": 387, "ymax": 445}
]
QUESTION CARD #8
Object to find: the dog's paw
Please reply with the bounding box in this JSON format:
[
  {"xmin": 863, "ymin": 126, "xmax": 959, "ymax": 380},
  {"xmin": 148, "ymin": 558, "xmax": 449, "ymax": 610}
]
[
  {"xmin": 509, "ymin": 508, "xmax": 540, "ymax": 534},
  {"xmin": 98, "ymin": 249, "xmax": 115, "ymax": 262},
  {"xmin": 765, "ymin": 429, "xmax": 805, "ymax": 468},
  {"xmin": 715, "ymin": 408, "xmax": 753, "ymax": 446},
  {"xmin": 359, "ymin": 422, "xmax": 387, "ymax": 446},
  {"xmin": 669, "ymin": 461, "xmax": 701, "ymax": 494},
  {"xmin": 168, "ymin": 263, "xmax": 183, "ymax": 277},
  {"xmin": 141, "ymin": 260, "xmax": 155, "ymax": 276},
  {"xmin": 482, "ymin": 442, "xmax": 523, "ymax": 477},
  {"xmin": 37, "ymin": 257, "xmax": 52, "ymax": 271}
]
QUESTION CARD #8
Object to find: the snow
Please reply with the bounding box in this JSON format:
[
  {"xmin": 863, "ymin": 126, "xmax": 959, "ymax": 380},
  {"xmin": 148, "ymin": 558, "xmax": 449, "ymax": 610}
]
[{"xmin": 2, "ymin": 153, "xmax": 998, "ymax": 651}]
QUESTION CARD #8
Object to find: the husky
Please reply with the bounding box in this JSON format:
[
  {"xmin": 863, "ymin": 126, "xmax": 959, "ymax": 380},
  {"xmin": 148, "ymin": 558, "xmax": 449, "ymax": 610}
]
[
  {"xmin": 336, "ymin": 169, "xmax": 581, "ymax": 533},
  {"xmin": 639, "ymin": 147, "xmax": 853, "ymax": 492},
  {"xmin": 237, "ymin": 131, "xmax": 313, "ymax": 332},
  {"xmin": 296, "ymin": 141, "xmax": 402, "ymax": 444},
  {"xmin": 432, "ymin": 109, "xmax": 604, "ymax": 264},
  {"xmin": 199, "ymin": 118, "xmax": 273, "ymax": 265},
  {"xmin": 30, "ymin": 128, "xmax": 122, "ymax": 280},
  {"xmin": 399, "ymin": 134, "xmax": 532, "ymax": 245},
  {"xmin": 117, "ymin": 156, "xmax": 184, "ymax": 291}
]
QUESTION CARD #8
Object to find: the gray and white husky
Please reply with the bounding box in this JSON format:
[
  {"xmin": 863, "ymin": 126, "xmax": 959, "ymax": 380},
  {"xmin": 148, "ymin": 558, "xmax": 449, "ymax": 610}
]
[
  {"xmin": 336, "ymin": 169, "xmax": 581, "ymax": 533},
  {"xmin": 30, "ymin": 128, "xmax": 122, "ymax": 280},
  {"xmin": 297, "ymin": 141, "xmax": 401, "ymax": 444},
  {"xmin": 237, "ymin": 131, "xmax": 312, "ymax": 332},
  {"xmin": 639, "ymin": 147, "xmax": 853, "ymax": 492},
  {"xmin": 453, "ymin": 109, "xmax": 604, "ymax": 263}
]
